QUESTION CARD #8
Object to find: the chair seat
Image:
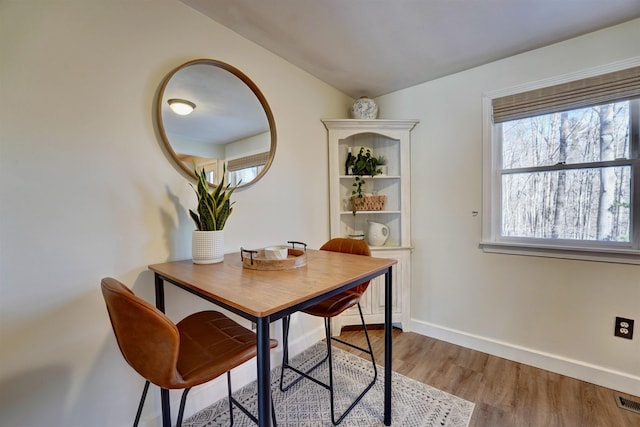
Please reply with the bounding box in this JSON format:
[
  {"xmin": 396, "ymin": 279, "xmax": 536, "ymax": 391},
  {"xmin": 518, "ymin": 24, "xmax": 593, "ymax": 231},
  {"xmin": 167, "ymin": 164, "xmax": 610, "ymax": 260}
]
[
  {"xmin": 177, "ymin": 311, "xmax": 278, "ymax": 388},
  {"xmin": 302, "ymin": 291, "xmax": 361, "ymax": 318}
]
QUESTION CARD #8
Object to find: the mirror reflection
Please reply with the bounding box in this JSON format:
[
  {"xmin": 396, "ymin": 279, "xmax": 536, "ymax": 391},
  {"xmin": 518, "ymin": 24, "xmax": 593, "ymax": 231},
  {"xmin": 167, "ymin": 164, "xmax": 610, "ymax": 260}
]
[{"xmin": 157, "ymin": 59, "xmax": 276, "ymax": 188}]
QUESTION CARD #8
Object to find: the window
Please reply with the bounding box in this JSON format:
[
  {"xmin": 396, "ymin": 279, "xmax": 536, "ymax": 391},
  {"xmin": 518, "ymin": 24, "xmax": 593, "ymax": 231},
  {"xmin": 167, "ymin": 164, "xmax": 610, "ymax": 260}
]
[
  {"xmin": 482, "ymin": 64, "xmax": 640, "ymax": 264},
  {"xmin": 228, "ymin": 165, "xmax": 264, "ymax": 187},
  {"xmin": 226, "ymin": 151, "xmax": 269, "ymax": 186}
]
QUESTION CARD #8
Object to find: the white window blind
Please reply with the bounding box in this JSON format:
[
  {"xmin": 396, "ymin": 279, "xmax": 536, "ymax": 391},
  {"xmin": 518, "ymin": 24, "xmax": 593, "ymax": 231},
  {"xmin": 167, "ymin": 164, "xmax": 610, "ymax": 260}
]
[
  {"xmin": 227, "ymin": 152, "xmax": 270, "ymax": 172},
  {"xmin": 492, "ymin": 66, "xmax": 640, "ymax": 123}
]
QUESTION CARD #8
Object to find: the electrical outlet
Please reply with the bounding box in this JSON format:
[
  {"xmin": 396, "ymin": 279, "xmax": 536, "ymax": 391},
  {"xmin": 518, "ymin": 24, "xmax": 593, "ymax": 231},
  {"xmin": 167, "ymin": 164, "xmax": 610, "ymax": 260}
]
[{"xmin": 614, "ymin": 317, "xmax": 634, "ymax": 339}]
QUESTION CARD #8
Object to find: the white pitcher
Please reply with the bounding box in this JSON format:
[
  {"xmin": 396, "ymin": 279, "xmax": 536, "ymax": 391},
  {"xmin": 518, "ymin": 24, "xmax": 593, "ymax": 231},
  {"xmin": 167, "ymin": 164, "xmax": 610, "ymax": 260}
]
[{"xmin": 366, "ymin": 220, "xmax": 389, "ymax": 246}]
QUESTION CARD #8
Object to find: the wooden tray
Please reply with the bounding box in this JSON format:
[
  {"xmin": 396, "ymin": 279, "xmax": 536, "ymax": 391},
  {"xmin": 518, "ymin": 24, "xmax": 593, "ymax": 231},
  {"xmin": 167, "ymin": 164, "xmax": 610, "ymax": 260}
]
[{"xmin": 241, "ymin": 248, "xmax": 307, "ymax": 270}]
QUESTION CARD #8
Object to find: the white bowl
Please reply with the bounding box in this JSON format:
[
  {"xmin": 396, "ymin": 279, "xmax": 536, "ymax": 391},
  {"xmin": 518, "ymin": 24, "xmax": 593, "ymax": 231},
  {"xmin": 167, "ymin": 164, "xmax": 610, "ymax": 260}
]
[{"xmin": 264, "ymin": 246, "xmax": 289, "ymax": 260}]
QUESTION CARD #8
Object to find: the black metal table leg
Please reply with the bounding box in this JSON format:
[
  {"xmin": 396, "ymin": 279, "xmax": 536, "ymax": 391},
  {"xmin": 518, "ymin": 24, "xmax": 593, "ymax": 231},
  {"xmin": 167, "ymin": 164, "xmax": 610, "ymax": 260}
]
[
  {"xmin": 384, "ymin": 266, "xmax": 392, "ymax": 426},
  {"xmin": 155, "ymin": 274, "xmax": 165, "ymax": 312},
  {"xmin": 256, "ymin": 316, "xmax": 272, "ymax": 426},
  {"xmin": 155, "ymin": 274, "xmax": 172, "ymax": 427}
]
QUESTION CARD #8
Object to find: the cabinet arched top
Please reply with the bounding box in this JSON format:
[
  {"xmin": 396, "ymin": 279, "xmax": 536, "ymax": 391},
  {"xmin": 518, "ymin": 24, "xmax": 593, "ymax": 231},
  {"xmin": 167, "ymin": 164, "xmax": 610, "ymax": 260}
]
[{"xmin": 322, "ymin": 119, "xmax": 419, "ymax": 140}]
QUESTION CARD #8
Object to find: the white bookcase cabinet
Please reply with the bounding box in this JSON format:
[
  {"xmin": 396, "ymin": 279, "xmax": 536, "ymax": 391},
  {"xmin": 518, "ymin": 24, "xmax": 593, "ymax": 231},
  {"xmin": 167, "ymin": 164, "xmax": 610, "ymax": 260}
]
[{"xmin": 322, "ymin": 119, "xmax": 418, "ymax": 333}]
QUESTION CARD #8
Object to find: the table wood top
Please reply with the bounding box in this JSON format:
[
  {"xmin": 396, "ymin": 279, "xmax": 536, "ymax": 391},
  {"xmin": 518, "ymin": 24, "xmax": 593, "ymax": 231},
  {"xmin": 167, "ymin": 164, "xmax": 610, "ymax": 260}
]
[{"xmin": 149, "ymin": 249, "xmax": 396, "ymax": 317}]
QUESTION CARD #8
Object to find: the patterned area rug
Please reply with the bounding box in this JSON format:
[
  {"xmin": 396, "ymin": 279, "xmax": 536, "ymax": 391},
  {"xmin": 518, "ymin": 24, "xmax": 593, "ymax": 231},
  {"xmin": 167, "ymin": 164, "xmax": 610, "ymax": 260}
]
[{"xmin": 184, "ymin": 342, "xmax": 475, "ymax": 427}]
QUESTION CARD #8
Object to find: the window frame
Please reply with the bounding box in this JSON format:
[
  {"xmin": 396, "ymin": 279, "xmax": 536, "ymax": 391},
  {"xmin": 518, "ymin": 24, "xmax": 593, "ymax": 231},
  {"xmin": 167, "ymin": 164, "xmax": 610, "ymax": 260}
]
[{"xmin": 481, "ymin": 60, "xmax": 640, "ymax": 265}]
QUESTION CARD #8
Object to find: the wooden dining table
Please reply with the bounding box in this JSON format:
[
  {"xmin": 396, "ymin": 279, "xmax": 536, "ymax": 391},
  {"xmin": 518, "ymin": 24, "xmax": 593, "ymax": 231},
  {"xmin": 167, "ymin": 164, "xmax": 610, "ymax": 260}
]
[{"xmin": 149, "ymin": 248, "xmax": 396, "ymax": 427}]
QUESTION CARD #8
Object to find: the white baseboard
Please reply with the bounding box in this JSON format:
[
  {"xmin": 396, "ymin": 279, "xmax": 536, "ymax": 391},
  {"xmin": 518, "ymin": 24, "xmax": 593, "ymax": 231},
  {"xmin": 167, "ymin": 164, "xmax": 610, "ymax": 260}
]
[{"xmin": 409, "ymin": 319, "xmax": 640, "ymax": 397}]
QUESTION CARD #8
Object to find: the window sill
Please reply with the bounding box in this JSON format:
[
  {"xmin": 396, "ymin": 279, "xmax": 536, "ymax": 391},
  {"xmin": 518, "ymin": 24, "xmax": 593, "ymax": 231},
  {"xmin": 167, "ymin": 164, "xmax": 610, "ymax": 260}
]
[{"xmin": 479, "ymin": 241, "xmax": 640, "ymax": 265}]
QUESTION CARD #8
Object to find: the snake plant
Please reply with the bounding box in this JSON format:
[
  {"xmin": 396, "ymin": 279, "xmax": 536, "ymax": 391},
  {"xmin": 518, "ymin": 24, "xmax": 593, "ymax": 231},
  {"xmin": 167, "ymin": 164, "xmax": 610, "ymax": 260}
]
[{"xmin": 189, "ymin": 166, "xmax": 237, "ymax": 231}]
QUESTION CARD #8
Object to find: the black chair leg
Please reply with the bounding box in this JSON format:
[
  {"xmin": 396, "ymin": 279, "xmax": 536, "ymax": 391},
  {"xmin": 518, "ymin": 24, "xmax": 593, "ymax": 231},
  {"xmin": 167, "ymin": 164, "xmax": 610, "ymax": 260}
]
[
  {"xmin": 279, "ymin": 315, "xmax": 291, "ymax": 392},
  {"xmin": 227, "ymin": 371, "xmax": 235, "ymax": 426},
  {"xmin": 132, "ymin": 376, "xmax": 276, "ymax": 427},
  {"xmin": 327, "ymin": 303, "xmax": 377, "ymax": 425},
  {"xmin": 133, "ymin": 380, "xmax": 150, "ymax": 427},
  {"xmin": 271, "ymin": 394, "xmax": 277, "ymax": 427},
  {"xmin": 280, "ymin": 315, "xmax": 329, "ymax": 392},
  {"xmin": 176, "ymin": 387, "xmax": 192, "ymax": 427},
  {"xmin": 325, "ymin": 317, "xmax": 337, "ymax": 423},
  {"xmin": 228, "ymin": 370, "xmax": 277, "ymax": 426},
  {"xmin": 279, "ymin": 304, "xmax": 377, "ymax": 425}
]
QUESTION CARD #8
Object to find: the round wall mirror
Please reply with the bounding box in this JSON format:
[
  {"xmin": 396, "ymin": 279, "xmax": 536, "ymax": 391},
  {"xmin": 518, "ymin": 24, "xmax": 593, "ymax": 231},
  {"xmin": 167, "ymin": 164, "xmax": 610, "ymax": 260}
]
[{"xmin": 156, "ymin": 59, "xmax": 276, "ymax": 189}]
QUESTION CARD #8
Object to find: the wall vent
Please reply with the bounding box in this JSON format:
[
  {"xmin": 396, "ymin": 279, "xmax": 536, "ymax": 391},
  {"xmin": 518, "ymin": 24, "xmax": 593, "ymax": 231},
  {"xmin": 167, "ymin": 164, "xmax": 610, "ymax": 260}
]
[{"xmin": 615, "ymin": 393, "xmax": 640, "ymax": 415}]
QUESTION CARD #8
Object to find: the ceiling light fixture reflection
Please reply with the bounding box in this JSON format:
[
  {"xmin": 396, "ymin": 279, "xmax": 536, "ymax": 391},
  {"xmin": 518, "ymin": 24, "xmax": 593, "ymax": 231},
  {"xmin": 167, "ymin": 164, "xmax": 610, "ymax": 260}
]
[{"xmin": 167, "ymin": 98, "xmax": 196, "ymax": 115}]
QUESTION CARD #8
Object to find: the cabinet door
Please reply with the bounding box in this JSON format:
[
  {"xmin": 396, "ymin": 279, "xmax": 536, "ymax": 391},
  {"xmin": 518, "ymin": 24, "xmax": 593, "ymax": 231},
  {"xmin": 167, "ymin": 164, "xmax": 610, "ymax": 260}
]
[
  {"xmin": 370, "ymin": 254, "xmax": 402, "ymax": 315},
  {"xmin": 340, "ymin": 250, "xmax": 404, "ymax": 317},
  {"xmin": 343, "ymin": 283, "xmax": 372, "ymax": 316}
]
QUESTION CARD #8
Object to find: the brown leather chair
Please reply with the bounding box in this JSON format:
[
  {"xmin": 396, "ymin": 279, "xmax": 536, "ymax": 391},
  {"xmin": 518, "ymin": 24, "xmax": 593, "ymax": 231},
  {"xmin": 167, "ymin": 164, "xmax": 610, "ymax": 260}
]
[
  {"xmin": 278, "ymin": 238, "xmax": 377, "ymax": 425},
  {"xmin": 101, "ymin": 277, "xmax": 277, "ymax": 426}
]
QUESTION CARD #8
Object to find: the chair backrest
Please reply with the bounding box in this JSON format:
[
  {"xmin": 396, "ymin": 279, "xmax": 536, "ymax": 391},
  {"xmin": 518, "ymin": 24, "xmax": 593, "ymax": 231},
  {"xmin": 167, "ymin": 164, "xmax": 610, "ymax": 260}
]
[
  {"xmin": 101, "ymin": 277, "xmax": 182, "ymax": 388},
  {"xmin": 320, "ymin": 238, "xmax": 372, "ymax": 296}
]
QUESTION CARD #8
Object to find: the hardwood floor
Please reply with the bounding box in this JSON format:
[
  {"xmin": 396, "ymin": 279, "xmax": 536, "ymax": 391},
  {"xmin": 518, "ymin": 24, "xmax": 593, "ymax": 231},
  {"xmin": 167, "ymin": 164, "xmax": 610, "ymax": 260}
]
[{"xmin": 334, "ymin": 328, "xmax": 640, "ymax": 426}]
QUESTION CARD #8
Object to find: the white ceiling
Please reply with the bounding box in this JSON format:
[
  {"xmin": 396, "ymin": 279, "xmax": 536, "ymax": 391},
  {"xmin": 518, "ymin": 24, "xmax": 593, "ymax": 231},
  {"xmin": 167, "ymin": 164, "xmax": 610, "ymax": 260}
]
[{"xmin": 181, "ymin": 0, "xmax": 640, "ymax": 98}]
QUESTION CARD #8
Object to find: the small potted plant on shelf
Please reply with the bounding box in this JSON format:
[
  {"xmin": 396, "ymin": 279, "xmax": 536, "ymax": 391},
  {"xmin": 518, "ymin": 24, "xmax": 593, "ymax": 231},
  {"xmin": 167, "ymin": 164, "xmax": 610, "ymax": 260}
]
[
  {"xmin": 189, "ymin": 165, "xmax": 238, "ymax": 264},
  {"xmin": 346, "ymin": 147, "xmax": 385, "ymax": 215}
]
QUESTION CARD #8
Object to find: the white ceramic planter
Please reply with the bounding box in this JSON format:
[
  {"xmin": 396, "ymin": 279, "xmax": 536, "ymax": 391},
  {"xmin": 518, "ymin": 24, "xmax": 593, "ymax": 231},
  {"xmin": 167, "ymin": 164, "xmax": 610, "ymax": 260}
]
[{"xmin": 192, "ymin": 230, "xmax": 224, "ymax": 264}]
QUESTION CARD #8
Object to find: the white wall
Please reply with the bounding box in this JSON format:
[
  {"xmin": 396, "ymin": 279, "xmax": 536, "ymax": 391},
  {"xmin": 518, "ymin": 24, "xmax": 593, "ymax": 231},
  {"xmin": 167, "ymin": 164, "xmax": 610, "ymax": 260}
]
[
  {"xmin": 0, "ymin": 1, "xmax": 350, "ymax": 426},
  {"xmin": 377, "ymin": 19, "xmax": 640, "ymax": 394}
]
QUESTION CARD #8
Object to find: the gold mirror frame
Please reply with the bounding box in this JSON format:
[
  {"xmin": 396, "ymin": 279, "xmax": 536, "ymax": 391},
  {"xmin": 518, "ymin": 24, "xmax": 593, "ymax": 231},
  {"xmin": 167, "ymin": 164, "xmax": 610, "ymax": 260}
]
[{"xmin": 156, "ymin": 59, "xmax": 276, "ymax": 189}]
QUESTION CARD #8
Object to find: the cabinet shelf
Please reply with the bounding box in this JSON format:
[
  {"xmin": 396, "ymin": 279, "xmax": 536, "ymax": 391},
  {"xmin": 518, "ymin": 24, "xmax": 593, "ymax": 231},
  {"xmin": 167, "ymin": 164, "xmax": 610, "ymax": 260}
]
[
  {"xmin": 340, "ymin": 175, "xmax": 400, "ymax": 179},
  {"xmin": 368, "ymin": 245, "xmax": 414, "ymax": 250},
  {"xmin": 340, "ymin": 210, "xmax": 401, "ymax": 215}
]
